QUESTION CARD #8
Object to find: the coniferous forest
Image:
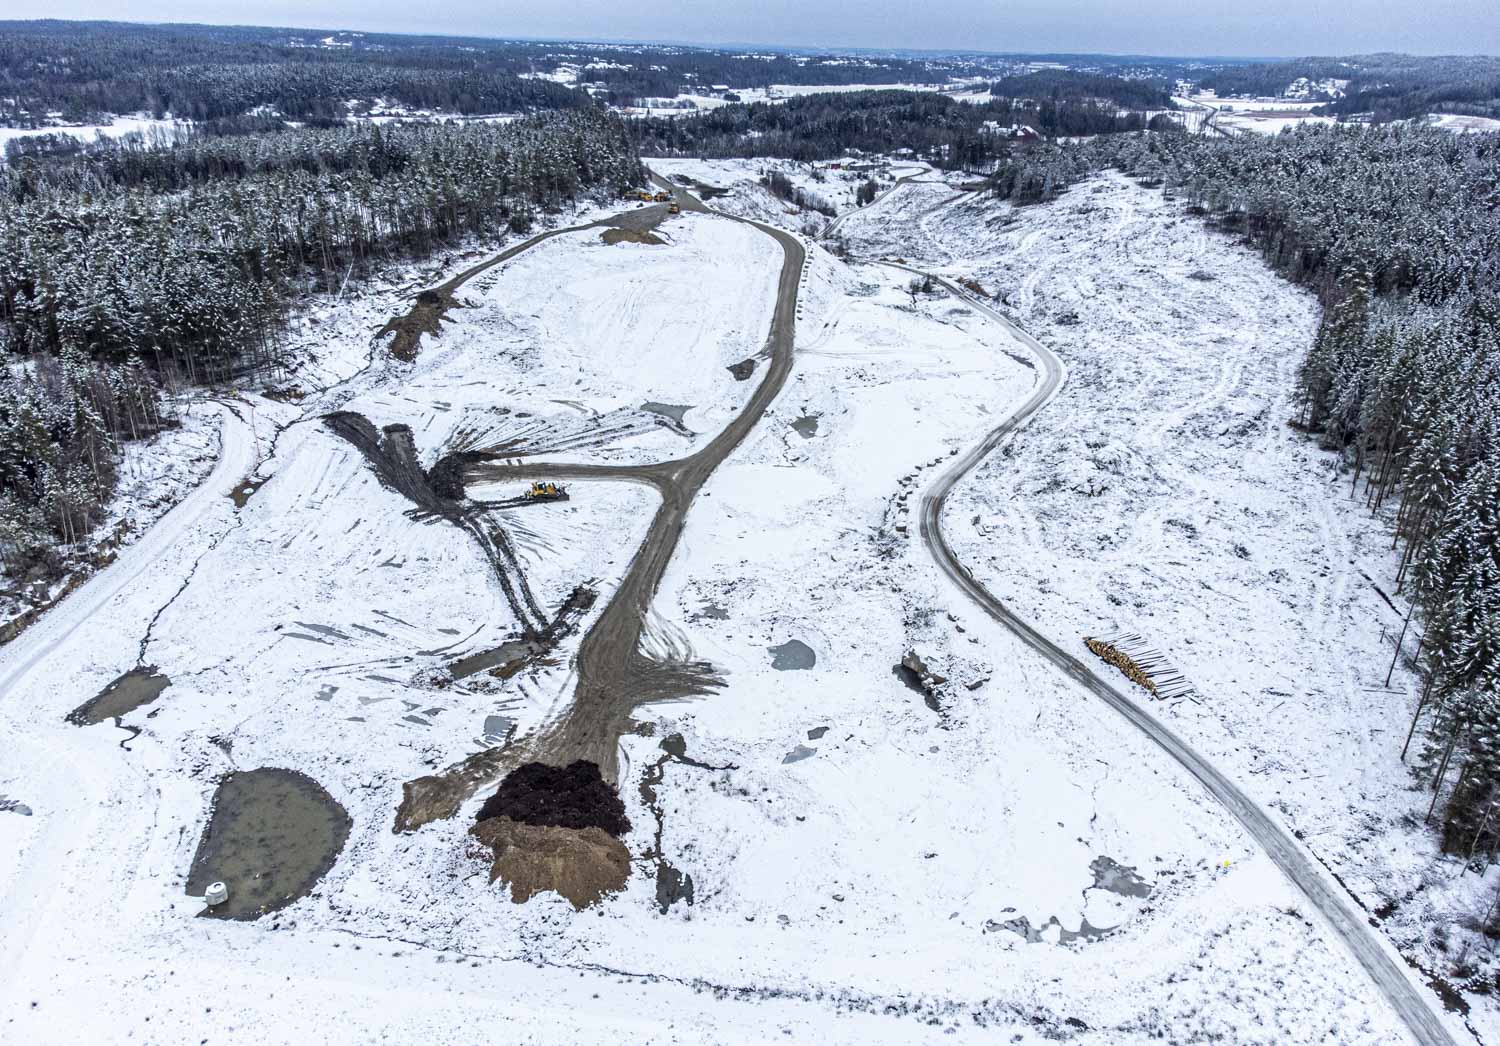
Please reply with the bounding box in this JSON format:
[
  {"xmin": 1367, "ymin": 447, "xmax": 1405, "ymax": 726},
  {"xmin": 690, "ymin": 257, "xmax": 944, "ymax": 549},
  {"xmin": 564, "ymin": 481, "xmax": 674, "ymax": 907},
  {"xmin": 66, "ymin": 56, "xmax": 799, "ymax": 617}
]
[{"xmin": 0, "ymin": 110, "xmax": 642, "ymax": 575}]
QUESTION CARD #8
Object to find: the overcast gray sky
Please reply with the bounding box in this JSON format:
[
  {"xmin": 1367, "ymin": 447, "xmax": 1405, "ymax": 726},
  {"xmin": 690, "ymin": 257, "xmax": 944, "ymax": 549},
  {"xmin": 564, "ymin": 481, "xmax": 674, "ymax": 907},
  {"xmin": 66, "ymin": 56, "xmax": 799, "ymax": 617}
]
[{"xmin": 4, "ymin": 0, "xmax": 1497, "ymax": 57}]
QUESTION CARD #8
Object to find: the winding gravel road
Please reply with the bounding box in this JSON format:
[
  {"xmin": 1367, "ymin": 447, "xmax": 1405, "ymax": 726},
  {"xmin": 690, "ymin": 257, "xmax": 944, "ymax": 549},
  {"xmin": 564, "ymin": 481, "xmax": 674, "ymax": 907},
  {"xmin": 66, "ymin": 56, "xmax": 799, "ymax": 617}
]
[
  {"xmin": 466, "ymin": 171, "xmax": 806, "ymax": 782},
  {"xmin": 887, "ymin": 258, "xmax": 1459, "ymax": 1046}
]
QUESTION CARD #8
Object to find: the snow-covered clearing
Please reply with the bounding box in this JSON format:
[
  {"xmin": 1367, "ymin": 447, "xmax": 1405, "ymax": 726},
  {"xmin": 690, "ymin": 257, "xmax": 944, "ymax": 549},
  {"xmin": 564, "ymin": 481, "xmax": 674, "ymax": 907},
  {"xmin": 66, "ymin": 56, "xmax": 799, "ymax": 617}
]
[
  {"xmin": 841, "ymin": 168, "xmax": 1490, "ymax": 1036},
  {"xmin": 1424, "ymin": 113, "xmax": 1500, "ymax": 133},
  {"xmin": 651, "ymin": 157, "xmax": 912, "ymax": 235},
  {"xmin": 0, "ymin": 159, "xmax": 1454, "ymax": 1043},
  {"xmin": 1181, "ymin": 93, "xmax": 1337, "ymax": 134},
  {"xmin": 0, "ymin": 115, "xmax": 186, "ymax": 158}
]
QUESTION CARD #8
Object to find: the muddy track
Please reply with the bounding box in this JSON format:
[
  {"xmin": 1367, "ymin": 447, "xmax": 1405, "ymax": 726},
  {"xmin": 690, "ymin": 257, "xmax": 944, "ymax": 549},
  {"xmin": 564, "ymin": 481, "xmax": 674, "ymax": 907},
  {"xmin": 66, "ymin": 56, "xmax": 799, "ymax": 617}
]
[
  {"xmin": 885, "ymin": 258, "xmax": 1457, "ymax": 1046},
  {"xmin": 495, "ymin": 171, "xmax": 804, "ymax": 782},
  {"xmin": 397, "ymin": 173, "xmax": 802, "ymax": 830}
]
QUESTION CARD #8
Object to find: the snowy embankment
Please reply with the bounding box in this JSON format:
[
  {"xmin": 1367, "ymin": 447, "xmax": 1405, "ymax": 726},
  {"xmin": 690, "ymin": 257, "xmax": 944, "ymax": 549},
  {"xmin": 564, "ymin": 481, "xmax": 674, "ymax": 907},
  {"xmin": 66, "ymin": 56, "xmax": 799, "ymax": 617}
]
[
  {"xmin": 843, "ymin": 169, "xmax": 1494, "ymax": 1035},
  {"xmin": 0, "ymin": 405, "xmax": 222, "ymax": 638}
]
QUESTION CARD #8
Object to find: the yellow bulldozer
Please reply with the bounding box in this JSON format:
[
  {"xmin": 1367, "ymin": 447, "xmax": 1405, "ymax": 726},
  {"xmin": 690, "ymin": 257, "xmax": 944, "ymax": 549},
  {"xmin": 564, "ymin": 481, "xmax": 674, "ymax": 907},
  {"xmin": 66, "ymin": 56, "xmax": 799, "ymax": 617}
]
[
  {"xmin": 653, "ymin": 191, "xmax": 672, "ymax": 202},
  {"xmin": 523, "ymin": 481, "xmax": 567, "ymax": 501}
]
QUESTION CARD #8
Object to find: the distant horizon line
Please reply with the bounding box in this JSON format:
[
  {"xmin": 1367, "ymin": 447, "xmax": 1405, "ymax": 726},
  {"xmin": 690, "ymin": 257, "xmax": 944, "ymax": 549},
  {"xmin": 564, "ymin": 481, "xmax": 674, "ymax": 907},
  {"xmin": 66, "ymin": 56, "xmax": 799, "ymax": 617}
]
[{"xmin": 7, "ymin": 16, "xmax": 1496, "ymax": 63}]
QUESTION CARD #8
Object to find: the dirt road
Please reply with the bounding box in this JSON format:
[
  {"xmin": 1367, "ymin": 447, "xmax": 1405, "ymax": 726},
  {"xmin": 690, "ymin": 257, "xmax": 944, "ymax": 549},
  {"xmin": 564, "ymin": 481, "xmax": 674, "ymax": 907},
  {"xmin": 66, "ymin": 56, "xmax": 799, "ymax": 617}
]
[
  {"xmin": 887, "ymin": 261, "xmax": 1458, "ymax": 1046},
  {"xmin": 470, "ymin": 172, "xmax": 805, "ymax": 781}
]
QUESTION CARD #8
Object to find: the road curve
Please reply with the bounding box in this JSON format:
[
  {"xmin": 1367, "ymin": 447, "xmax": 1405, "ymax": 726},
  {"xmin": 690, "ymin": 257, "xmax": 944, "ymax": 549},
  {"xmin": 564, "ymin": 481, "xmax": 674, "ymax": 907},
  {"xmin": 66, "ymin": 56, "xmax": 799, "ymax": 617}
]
[
  {"xmin": 886, "ymin": 263, "xmax": 1458, "ymax": 1046},
  {"xmin": 531, "ymin": 170, "xmax": 806, "ymax": 780}
]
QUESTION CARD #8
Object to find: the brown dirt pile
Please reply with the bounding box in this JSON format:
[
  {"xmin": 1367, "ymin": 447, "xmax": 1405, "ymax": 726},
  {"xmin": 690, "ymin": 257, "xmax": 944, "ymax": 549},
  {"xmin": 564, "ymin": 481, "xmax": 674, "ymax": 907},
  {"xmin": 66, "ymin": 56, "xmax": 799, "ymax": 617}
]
[
  {"xmin": 470, "ymin": 816, "xmax": 630, "ymax": 908},
  {"xmin": 601, "ymin": 228, "xmax": 664, "ymax": 246},
  {"xmin": 377, "ymin": 288, "xmax": 451, "ymax": 362},
  {"xmin": 475, "ymin": 760, "xmax": 631, "ymax": 836}
]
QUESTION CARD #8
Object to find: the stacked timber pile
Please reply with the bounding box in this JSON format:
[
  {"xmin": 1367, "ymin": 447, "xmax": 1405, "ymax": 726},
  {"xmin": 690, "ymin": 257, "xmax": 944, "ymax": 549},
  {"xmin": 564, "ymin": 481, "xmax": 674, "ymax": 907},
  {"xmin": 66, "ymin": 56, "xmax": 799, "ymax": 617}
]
[{"xmin": 1083, "ymin": 632, "xmax": 1195, "ymax": 700}]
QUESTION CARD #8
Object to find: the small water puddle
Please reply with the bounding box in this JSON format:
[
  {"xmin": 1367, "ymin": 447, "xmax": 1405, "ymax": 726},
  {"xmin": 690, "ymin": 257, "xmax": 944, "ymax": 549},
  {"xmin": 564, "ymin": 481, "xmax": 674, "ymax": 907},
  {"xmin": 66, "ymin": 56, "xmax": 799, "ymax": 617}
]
[
  {"xmin": 985, "ymin": 855, "xmax": 1153, "ymax": 945},
  {"xmin": 769, "ymin": 639, "xmax": 816, "ymax": 671},
  {"xmin": 641, "ymin": 402, "xmax": 694, "ymax": 429},
  {"xmin": 449, "ymin": 637, "xmax": 536, "ymax": 679},
  {"xmin": 791, "ymin": 414, "xmax": 821, "ymax": 438},
  {"xmin": 185, "ymin": 768, "xmax": 351, "ymax": 920},
  {"xmin": 67, "ymin": 668, "xmax": 171, "ymax": 726}
]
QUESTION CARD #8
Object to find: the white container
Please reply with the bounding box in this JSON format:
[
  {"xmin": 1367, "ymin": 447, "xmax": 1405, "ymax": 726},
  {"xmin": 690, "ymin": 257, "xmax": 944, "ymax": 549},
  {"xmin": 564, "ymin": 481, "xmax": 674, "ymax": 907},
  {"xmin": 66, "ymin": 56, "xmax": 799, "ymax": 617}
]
[{"xmin": 205, "ymin": 881, "xmax": 229, "ymax": 907}]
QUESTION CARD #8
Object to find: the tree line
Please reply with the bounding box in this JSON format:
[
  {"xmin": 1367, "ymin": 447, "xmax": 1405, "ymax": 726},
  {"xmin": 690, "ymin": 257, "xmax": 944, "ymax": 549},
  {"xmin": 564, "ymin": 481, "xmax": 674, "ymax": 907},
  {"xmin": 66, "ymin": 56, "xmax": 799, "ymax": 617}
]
[
  {"xmin": 632, "ymin": 89, "xmax": 1171, "ymax": 168},
  {"xmin": 0, "ymin": 20, "xmax": 584, "ymax": 126},
  {"xmin": 0, "ymin": 108, "xmax": 642, "ymax": 582},
  {"xmin": 985, "ymin": 70, "xmax": 1174, "ymax": 110}
]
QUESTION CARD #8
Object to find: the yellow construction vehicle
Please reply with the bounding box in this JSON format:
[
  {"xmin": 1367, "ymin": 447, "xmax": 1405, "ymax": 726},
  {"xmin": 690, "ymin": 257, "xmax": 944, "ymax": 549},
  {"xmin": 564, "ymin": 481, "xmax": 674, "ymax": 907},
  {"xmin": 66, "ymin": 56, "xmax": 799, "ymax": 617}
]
[
  {"xmin": 523, "ymin": 481, "xmax": 567, "ymax": 501},
  {"xmin": 668, "ymin": 202, "xmax": 680, "ymax": 214},
  {"xmin": 653, "ymin": 191, "xmax": 672, "ymax": 202},
  {"xmin": 636, "ymin": 190, "xmax": 655, "ymax": 202}
]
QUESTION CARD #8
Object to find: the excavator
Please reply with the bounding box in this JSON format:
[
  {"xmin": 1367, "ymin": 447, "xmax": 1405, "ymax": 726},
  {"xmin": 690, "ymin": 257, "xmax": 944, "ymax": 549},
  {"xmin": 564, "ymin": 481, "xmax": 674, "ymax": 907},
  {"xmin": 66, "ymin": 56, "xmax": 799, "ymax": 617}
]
[{"xmin": 522, "ymin": 481, "xmax": 568, "ymax": 501}]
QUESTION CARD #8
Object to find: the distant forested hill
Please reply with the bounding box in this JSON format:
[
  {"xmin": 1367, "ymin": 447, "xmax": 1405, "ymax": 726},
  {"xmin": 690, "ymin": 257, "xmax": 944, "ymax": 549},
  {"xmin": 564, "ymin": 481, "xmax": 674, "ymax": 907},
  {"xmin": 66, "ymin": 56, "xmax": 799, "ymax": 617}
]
[
  {"xmin": 1195, "ymin": 53, "xmax": 1500, "ymax": 120},
  {"xmin": 0, "ymin": 20, "xmax": 585, "ymax": 124},
  {"xmin": 633, "ymin": 89, "xmax": 1172, "ymax": 166},
  {"xmin": 985, "ymin": 70, "xmax": 1173, "ymax": 110}
]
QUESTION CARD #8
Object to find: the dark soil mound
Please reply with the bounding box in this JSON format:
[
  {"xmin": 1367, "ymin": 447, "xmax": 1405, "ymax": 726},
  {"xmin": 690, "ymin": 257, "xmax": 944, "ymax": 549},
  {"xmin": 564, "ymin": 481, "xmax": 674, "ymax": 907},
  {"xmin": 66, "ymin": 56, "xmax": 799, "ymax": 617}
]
[{"xmin": 476, "ymin": 760, "xmax": 631, "ymax": 837}]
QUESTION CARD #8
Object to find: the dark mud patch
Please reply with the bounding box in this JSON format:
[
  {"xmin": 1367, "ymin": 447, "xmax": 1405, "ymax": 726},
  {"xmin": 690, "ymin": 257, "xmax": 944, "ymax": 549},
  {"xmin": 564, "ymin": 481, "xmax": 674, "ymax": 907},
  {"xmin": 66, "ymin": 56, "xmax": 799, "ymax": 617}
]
[
  {"xmin": 985, "ymin": 855, "xmax": 1153, "ymax": 945},
  {"xmin": 476, "ymin": 760, "xmax": 630, "ymax": 837},
  {"xmin": 450, "ymin": 639, "xmax": 531, "ymax": 679},
  {"xmin": 728, "ymin": 358, "xmax": 757, "ymax": 381},
  {"xmin": 448, "ymin": 584, "xmax": 596, "ymax": 680},
  {"xmin": 229, "ymin": 476, "xmax": 267, "ymax": 509},
  {"xmin": 986, "ymin": 913, "xmax": 1113, "ymax": 944},
  {"xmin": 0, "ymin": 797, "xmax": 33, "ymax": 816},
  {"xmin": 690, "ymin": 601, "xmax": 729, "ymax": 622},
  {"xmin": 1090, "ymin": 855, "xmax": 1152, "ymax": 898},
  {"xmin": 67, "ymin": 667, "xmax": 170, "ymax": 726},
  {"xmin": 769, "ymin": 639, "xmax": 816, "ymax": 671},
  {"xmin": 470, "ymin": 817, "xmax": 630, "ymax": 909},
  {"xmin": 378, "ymin": 287, "xmax": 454, "ymax": 362},
  {"xmin": 791, "ymin": 413, "xmax": 820, "ymax": 438},
  {"xmin": 639, "ymin": 733, "xmax": 734, "ymax": 913},
  {"xmin": 894, "ymin": 650, "xmax": 945, "ymax": 712},
  {"xmin": 602, "ymin": 227, "xmax": 665, "ymax": 246},
  {"xmin": 185, "ymin": 768, "xmax": 351, "ymax": 920}
]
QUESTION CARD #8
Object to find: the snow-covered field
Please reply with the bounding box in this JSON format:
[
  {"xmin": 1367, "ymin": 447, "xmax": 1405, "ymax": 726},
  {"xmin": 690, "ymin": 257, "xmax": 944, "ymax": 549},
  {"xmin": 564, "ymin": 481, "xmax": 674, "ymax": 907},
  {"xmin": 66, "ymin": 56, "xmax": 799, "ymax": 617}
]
[
  {"xmin": 0, "ymin": 115, "xmax": 185, "ymax": 158},
  {"xmin": 651, "ymin": 157, "xmax": 910, "ymax": 234},
  {"xmin": 841, "ymin": 169, "xmax": 1494, "ymax": 1037},
  {"xmin": 1182, "ymin": 93, "xmax": 1337, "ymax": 135},
  {"xmin": 1424, "ymin": 113, "xmax": 1500, "ymax": 133},
  {"xmin": 0, "ymin": 155, "xmax": 1465, "ymax": 1044}
]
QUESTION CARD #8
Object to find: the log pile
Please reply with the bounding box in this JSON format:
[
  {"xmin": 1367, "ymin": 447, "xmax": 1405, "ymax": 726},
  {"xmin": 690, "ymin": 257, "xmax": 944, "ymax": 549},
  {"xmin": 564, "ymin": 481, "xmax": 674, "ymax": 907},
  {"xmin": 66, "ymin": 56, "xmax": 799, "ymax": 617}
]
[{"xmin": 1083, "ymin": 631, "xmax": 1195, "ymax": 700}]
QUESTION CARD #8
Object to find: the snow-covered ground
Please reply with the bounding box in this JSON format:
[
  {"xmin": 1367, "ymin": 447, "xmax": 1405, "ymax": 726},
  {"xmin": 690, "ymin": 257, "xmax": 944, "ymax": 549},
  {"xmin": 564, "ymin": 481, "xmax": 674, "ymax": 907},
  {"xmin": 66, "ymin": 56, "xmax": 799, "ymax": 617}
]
[
  {"xmin": 1424, "ymin": 113, "xmax": 1500, "ymax": 133},
  {"xmin": 1182, "ymin": 93, "xmax": 1337, "ymax": 135},
  {"xmin": 840, "ymin": 168, "xmax": 1495, "ymax": 1037},
  {"xmin": 651, "ymin": 157, "xmax": 912, "ymax": 235},
  {"xmin": 0, "ymin": 158, "xmax": 1457, "ymax": 1044},
  {"xmin": 0, "ymin": 403, "xmax": 222, "ymax": 636},
  {"xmin": 0, "ymin": 115, "xmax": 186, "ymax": 158}
]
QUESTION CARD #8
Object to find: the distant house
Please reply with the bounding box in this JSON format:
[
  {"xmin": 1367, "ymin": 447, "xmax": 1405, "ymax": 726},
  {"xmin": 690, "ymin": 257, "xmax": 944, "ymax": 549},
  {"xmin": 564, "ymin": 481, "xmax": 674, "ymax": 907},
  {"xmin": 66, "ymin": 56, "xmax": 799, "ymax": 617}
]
[{"xmin": 981, "ymin": 122, "xmax": 1040, "ymax": 140}]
